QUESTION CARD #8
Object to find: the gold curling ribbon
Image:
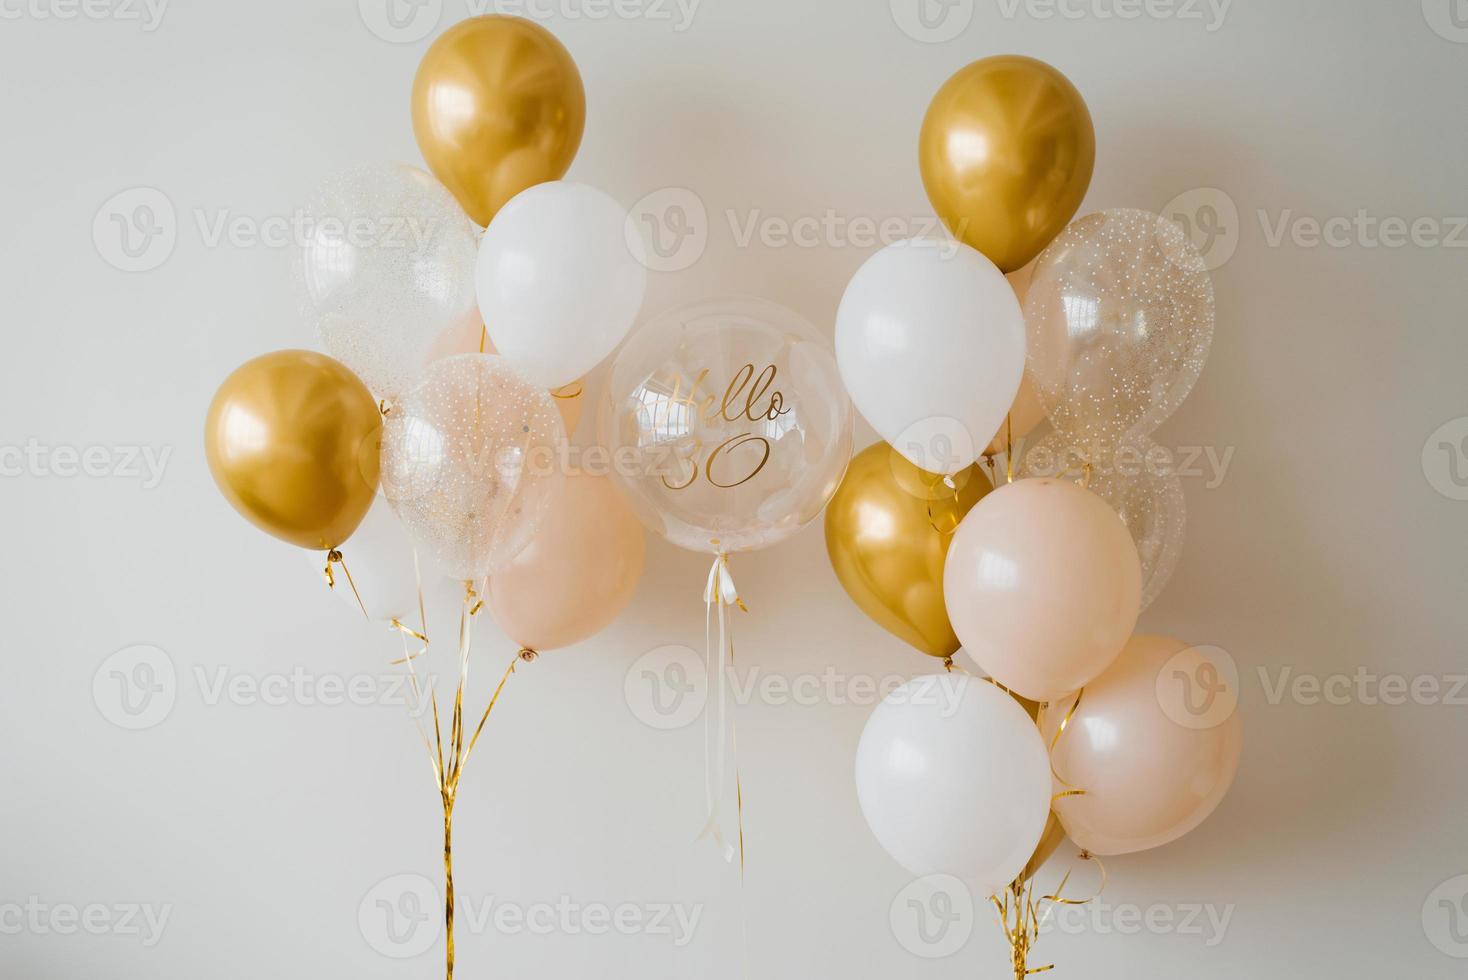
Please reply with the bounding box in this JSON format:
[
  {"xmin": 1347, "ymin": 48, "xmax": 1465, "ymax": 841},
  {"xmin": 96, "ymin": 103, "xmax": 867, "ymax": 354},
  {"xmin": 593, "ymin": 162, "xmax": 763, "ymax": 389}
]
[
  {"xmin": 322, "ymin": 549, "xmax": 368, "ymax": 619},
  {"xmin": 550, "ymin": 380, "xmax": 584, "ymax": 400}
]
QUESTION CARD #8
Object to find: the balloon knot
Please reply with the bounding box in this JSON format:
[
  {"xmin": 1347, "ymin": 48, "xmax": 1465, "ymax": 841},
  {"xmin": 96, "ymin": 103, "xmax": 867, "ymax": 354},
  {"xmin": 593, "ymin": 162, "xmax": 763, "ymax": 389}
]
[{"xmin": 518, "ymin": 649, "xmax": 538, "ymax": 663}]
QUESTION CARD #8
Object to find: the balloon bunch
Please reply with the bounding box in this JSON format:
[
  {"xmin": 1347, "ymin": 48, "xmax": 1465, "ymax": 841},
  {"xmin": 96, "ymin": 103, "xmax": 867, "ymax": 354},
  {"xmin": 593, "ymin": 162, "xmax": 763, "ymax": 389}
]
[
  {"xmin": 204, "ymin": 17, "xmax": 649, "ymax": 979},
  {"xmin": 832, "ymin": 56, "xmax": 1238, "ymax": 977}
]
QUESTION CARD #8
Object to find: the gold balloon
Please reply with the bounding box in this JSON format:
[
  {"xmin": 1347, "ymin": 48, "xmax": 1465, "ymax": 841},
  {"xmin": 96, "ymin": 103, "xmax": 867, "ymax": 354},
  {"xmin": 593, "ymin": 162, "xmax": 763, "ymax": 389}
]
[
  {"xmin": 824, "ymin": 442, "xmax": 991, "ymax": 659},
  {"xmin": 205, "ymin": 350, "xmax": 381, "ymax": 551},
  {"xmin": 919, "ymin": 55, "xmax": 1095, "ymax": 273},
  {"xmin": 411, "ymin": 15, "xmax": 586, "ymax": 227}
]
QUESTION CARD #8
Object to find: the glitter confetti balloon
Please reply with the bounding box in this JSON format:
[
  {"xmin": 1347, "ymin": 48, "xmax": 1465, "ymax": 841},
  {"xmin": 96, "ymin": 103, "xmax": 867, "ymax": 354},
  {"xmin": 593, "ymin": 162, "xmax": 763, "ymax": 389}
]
[
  {"xmin": 298, "ymin": 165, "xmax": 480, "ymax": 400},
  {"xmin": 1024, "ymin": 210, "xmax": 1215, "ymax": 453},
  {"xmin": 380, "ymin": 354, "xmax": 565, "ymax": 581},
  {"xmin": 1021, "ymin": 431, "xmax": 1186, "ymax": 611}
]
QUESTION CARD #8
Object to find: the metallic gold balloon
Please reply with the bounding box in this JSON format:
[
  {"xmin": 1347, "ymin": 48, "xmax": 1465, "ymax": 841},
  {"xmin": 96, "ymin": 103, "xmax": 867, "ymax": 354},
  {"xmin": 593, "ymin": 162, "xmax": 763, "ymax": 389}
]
[
  {"xmin": 205, "ymin": 350, "xmax": 381, "ymax": 551},
  {"xmin": 411, "ymin": 16, "xmax": 586, "ymax": 227},
  {"xmin": 824, "ymin": 442, "xmax": 991, "ymax": 659},
  {"xmin": 919, "ymin": 56, "xmax": 1095, "ymax": 273}
]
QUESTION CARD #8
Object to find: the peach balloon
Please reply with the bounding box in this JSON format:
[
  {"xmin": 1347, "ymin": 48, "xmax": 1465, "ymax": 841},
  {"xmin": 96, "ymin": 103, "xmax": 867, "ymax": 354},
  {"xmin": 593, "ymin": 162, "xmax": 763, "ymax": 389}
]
[
  {"xmin": 427, "ymin": 318, "xmax": 584, "ymax": 436},
  {"xmin": 1043, "ymin": 635, "xmax": 1242, "ymax": 856},
  {"xmin": 985, "ymin": 263, "xmax": 1047, "ymax": 457},
  {"xmin": 486, "ymin": 474, "xmax": 645, "ymax": 651},
  {"xmin": 944, "ymin": 478, "xmax": 1141, "ymax": 701}
]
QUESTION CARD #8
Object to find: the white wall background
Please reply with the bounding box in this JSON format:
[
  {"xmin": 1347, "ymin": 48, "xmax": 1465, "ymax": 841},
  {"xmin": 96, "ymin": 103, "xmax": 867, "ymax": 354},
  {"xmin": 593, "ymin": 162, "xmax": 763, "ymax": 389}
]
[{"xmin": 3, "ymin": 1, "xmax": 1467, "ymax": 977}]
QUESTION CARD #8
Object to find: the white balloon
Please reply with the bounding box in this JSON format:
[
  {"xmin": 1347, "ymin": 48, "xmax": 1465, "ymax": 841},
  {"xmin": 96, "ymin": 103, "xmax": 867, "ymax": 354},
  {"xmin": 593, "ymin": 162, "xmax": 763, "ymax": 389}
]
[
  {"xmin": 855, "ymin": 675, "xmax": 1051, "ymax": 896},
  {"xmin": 315, "ymin": 495, "xmax": 445, "ymax": 624},
  {"xmin": 299, "ymin": 164, "xmax": 480, "ymax": 399},
  {"xmin": 836, "ymin": 239, "xmax": 1025, "ymax": 475},
  {"xmin": 476, "ymin": 181, "xmax": 648, "ymax": 389}
]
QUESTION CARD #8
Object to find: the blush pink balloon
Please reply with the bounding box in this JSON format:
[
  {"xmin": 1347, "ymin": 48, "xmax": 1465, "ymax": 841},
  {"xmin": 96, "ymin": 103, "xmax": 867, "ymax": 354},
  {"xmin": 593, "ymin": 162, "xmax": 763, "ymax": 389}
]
[
  {"xmin": 486, "ymin": 474, "xmax": 646, "ymax": 652},
  {"xmin": 1043, "ymin": 634, "xmax": 1242, "ymax": 856},
  {"xmin": 944, "ymin": 478, "xmax": 1141, "ymax": 702}
]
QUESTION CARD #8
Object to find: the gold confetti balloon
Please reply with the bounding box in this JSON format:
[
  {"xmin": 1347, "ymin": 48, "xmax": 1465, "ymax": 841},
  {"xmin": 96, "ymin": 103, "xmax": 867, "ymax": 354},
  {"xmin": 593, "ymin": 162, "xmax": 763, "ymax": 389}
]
[
  {"xmin": 380, "ymin": 354, "xmax": 566, "ymax": 581},
  {"xmin": 1024, "ymin": 209, "xmax": 1215, "ymax": 453}
]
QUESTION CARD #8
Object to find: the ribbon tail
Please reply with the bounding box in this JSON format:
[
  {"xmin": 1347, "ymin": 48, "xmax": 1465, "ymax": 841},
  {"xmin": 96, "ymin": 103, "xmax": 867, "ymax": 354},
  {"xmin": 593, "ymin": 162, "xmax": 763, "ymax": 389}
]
[{"xmin": 699, "ymin": 553, "xmax": 739, "ymax": 865}]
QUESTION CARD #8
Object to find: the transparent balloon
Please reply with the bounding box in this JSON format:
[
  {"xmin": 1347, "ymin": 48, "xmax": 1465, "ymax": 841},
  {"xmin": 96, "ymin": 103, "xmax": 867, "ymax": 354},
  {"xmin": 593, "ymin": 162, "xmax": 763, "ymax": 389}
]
[
  {"xmin": 1021, "ymin": 431, "xmax": 1186, "ymax": 611},
  {"xmin": 298, "ymin": 164, "xmax": 480, "ymax": 399},
  {"xmin": 380, "ymin": 354, "xmax": 565, "ymax": 581},
  {"xmin": 601, "ymin": 297, "xmax": 854, "ymax": 554},
  {"xmin": 1025, "ymin": 209, "xmax": 1214, "ymax": 451}
]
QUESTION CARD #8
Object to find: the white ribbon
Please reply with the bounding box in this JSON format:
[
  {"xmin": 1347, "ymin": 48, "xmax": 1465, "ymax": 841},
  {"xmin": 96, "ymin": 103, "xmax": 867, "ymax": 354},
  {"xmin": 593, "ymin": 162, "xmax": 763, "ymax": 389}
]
[{"xmin": 699, "ymin": 552, "xmax": 743, "ymax": 865}]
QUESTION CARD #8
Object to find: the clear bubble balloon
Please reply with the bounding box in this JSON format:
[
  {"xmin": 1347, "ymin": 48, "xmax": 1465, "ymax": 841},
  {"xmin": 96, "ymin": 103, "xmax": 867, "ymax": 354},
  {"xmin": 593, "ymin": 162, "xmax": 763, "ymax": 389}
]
[
  {"xmin": 380, "ymin": 354, "xmax": 565, "ymax": 581},
  {"xmin": 298, "ymin": 164, "xmax": 480, "ymax": 399},
  {"xmin": 1021, "ymin": 431, "xmax": 1186, "ymax": 611},
  {"xmin": 1025, "ymin": 209, "xmax": 1214, "ymax": 452},
  {"xmin": 601, "ymin": 297, "xmax": 853, "ymax": 554}
]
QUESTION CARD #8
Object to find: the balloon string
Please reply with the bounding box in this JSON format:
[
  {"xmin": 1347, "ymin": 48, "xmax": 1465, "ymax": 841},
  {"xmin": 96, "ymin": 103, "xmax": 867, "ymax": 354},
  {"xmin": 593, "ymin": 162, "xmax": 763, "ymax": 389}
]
[
  {"xmin": 426, "ymin": 581, "xmax": 532, "ymax": 980},
  {"xmin": 699, "ymin": 551, "xmax": 746, "ymax": 866},
  {"xmin": 551, "ymin": 380, "xmax": 584, "ymax": 400},
  {"xmin": 479, "ymin": 324, "xmax": 488, "ymax": 354},
  {"xmin": 1004, "ymin": 412, "xmax": 1015, "ymax": 484},
  {"xmin": 323, "ymin": 549, "xmax": 369, "ymax": 619}
]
